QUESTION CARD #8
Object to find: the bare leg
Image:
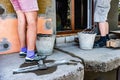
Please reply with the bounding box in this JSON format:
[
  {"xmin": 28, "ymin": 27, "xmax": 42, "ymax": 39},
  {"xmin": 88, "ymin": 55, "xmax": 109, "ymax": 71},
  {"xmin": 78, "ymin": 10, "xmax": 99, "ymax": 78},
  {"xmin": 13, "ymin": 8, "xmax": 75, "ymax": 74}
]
[
  {"xmin": 16, "ymin": 10, "xmax": 26, "ymax": 49},
  {"xmin": 94, "ymin": 22, "xmax": 108, "ymax": 47},
  {"xmin": 105, "ymin": 22, "xmax": 109, "ymax": 35},
  {"xmin": 25, "ymin": 11, "xmax": 38, "ymax": 51},
  {"xmin": 98, "ymin": 22, "xmax": 107, "ymax": 36}
]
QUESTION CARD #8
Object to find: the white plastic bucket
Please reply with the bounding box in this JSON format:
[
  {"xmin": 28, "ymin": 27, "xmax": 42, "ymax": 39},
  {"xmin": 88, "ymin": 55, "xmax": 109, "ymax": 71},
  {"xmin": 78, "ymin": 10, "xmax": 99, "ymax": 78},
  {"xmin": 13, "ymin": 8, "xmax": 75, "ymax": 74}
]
[{"xmin": 78, "ymin": 32, "xmax": 96, "ymax": 49}]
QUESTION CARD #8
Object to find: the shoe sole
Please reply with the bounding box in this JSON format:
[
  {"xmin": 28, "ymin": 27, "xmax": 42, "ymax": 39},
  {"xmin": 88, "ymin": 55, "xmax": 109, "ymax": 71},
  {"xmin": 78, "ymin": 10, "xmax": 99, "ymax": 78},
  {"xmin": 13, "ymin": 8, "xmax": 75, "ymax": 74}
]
[
  {"xmin": 25, "ymin": 60, "xmax": 34, "ymax": 63},
  {"xmin": 19, "ymin": 52, "xmax": 38, "ymax": 58},
  {"xmin": 93, "ymin": 45, "xmax": 106, "ymax": 48},
  {"xmin": 25, "ymin": 59, "xmax": 39, "ymax": 63},
  {"xmin": 19, "ymin": 54, "xmax": 26, "ymax": 58}
]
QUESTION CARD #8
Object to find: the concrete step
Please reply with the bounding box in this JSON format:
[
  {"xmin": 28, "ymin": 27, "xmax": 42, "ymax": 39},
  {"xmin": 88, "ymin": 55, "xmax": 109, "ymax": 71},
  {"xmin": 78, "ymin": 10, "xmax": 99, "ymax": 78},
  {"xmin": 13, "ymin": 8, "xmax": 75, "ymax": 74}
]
[
  {"xmin": 55, "ymin": 42, "xmax": 120, "ymax": 72},
  {"xmin": 0, "ymin": 50, "xmax": 84, "ymax": 80}
]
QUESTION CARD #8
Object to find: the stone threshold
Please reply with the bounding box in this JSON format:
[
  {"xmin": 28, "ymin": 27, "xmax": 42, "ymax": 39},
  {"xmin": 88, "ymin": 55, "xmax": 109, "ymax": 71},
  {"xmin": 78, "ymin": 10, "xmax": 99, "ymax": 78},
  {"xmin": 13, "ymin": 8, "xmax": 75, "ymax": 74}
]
[{"xmin": 55, "ymin": 42, "xmax": 120, "ymax": 72}]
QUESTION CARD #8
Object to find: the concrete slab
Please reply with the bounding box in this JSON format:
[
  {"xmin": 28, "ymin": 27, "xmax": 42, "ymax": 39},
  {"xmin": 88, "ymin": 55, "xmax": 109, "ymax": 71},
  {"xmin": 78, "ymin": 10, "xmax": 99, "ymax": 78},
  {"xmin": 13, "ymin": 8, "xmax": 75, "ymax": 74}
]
[
  {"xmin": 55, "ymin": 42, "xmax": 120, "ymax": 72},
  {"xmin": 0, "ymin": 50, "xmax": 84, "ymax": 80}
]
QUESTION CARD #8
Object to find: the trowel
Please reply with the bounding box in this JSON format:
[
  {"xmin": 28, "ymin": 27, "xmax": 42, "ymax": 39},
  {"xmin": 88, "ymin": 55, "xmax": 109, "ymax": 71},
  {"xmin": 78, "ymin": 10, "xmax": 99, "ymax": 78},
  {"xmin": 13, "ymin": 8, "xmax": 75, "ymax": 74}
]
[
  {"xmin": 13, "ymin": 56, "xmax": 77, "ymax": 74},
  {"xmin": 13, "ymin": 34, "xmax": 77, "ymax": 74}
]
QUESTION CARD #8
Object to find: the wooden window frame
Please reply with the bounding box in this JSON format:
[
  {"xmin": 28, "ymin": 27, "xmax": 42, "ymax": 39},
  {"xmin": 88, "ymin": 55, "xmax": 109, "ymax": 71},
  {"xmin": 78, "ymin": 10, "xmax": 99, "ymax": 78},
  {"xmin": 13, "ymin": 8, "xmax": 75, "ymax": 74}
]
[{"xmin": 57, "ymin": 0, "xmax": 84, "ymax": 35}]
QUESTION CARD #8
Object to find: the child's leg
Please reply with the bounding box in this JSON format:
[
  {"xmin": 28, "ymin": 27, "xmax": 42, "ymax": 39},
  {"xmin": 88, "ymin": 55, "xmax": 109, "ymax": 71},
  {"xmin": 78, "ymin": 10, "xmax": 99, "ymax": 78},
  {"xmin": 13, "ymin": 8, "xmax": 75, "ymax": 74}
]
[{"xmin": 25, "ymin": 11, "xmax": 37, "ymax": 58}]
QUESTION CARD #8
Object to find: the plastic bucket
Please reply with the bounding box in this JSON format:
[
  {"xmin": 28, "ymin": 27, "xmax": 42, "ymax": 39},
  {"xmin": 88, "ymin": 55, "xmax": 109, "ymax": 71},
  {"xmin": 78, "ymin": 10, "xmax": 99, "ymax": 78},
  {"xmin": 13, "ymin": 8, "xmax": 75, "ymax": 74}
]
[
  {"xmin": 36, "ymin": 34, "xmax": 56, "ymax": 56},
  {"xmin": 78, "ymin": 32, "xmax": 96, "ymax": 49}
]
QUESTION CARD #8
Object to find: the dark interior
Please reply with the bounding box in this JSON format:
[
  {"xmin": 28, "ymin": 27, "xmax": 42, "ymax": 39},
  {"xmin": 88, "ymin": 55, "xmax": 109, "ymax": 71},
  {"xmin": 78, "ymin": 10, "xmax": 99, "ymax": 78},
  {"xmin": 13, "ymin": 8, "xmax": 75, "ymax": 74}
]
[{"xmin": 56, "ymin": 0, "xmax": 88, "ymax": 32}]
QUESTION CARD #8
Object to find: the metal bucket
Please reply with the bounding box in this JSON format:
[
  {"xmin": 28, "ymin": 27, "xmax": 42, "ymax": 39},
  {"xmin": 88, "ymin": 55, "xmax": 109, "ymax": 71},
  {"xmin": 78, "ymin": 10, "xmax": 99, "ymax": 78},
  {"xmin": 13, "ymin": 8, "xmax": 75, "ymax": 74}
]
[
  {"xmin": 36, "ymin": 34, "xmax": 56, "ymax": 56},
  {"xmin": 78, "ymin": 32, "xmax": 96, "ymax": 49}
]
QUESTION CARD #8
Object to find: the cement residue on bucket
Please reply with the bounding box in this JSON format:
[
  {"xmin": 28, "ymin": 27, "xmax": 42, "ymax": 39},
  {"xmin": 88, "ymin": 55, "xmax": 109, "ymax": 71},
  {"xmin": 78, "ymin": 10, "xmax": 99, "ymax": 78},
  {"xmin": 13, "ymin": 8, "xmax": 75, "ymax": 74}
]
[
  {"xmin": 36, "ymin": 34, "xmax": 56, "ymax": 56},
  {"xmin": 78, "ymin": 32, "xmax": 96, "ymax": 50}
]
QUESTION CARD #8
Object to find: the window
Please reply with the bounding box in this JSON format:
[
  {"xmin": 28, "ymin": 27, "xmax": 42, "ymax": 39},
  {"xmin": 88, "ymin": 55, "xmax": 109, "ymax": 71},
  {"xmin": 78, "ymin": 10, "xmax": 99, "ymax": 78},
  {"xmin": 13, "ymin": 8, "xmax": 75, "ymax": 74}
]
[{"xmin": 56, "ymin": 0, "xmax": 89, "ymax": 34}]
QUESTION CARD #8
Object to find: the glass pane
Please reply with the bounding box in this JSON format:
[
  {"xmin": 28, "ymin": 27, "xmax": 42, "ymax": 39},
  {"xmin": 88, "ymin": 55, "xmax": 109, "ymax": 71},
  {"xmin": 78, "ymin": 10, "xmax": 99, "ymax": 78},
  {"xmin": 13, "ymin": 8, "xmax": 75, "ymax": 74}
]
[
  {"xmin": 56, "ymin": 0, "xmax": 71, "ymax": 31},
  {"xmin": 75, "ymin": 0, "xmax": 87, "ymax": 29}
]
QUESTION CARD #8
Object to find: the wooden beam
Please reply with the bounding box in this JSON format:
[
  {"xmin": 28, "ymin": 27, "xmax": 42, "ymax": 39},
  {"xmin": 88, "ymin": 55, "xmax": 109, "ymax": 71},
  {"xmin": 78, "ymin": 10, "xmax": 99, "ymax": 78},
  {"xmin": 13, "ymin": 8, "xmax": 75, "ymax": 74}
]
[
  {"xmin": 71, "ymin": 0, "xmax": 75, "ymax": 31},
  {"xmin": 107, "ymin": 39, "xmax": 120, "ymax": 48}
]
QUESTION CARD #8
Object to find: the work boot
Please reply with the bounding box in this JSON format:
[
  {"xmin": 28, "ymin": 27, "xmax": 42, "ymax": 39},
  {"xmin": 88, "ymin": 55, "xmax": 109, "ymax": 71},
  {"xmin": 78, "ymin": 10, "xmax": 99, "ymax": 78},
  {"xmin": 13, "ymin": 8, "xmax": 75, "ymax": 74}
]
[
  {"xmin": 94, "ymin": 36, "xmax": 107, "ymax": 48},
  {"xmin": 106, "ymin": 34, "xmax": 110, "ymax": 41},
  {"xmin": 94, "ymin": 40, "xmax": 106, "ymax": 48}
]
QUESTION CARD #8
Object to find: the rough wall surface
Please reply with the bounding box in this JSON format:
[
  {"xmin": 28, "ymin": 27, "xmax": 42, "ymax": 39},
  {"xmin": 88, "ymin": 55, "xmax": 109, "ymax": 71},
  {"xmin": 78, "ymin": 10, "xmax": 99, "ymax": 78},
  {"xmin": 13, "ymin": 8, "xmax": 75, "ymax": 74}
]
[
  {"xmin": 108, "ymin": 0, "xmax": 120, "ymax": 30},
  {"xmin": 0, "ymin": 0, "xmax": 15, "ymax": 14}
]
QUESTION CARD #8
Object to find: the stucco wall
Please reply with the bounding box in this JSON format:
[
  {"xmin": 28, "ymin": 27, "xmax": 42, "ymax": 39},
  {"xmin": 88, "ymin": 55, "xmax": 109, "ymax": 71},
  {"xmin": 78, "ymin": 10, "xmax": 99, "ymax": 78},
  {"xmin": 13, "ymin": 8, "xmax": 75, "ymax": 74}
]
[
  {"xmin": 108, "ymin": 0, "xmax": 120, "ymax": 31},
  {"xmin": 0, "ymin": 0, "xmax": 56, "ymax": 34},
  {"xmin": 0, "ymin": 0, "xmax": 14, "ymax": 14},
  {"xmin": 0, "ymin": 0, "xmax": 52, "ymax": 14},
  {"xmin": 0, "ymin": 0, "xmax": 119, "ymax": 31}
]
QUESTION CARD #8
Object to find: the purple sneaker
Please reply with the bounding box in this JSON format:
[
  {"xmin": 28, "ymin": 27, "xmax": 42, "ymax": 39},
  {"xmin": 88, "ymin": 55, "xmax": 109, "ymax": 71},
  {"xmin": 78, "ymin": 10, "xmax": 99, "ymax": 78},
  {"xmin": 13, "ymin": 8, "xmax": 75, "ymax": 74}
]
[
  {"xmin": 25, "ymin": 55, "xmax": 41, "ymax": 63},
  {"xmin": 19, "ymin": 52, "xmax": 26, "ymax": 57}
]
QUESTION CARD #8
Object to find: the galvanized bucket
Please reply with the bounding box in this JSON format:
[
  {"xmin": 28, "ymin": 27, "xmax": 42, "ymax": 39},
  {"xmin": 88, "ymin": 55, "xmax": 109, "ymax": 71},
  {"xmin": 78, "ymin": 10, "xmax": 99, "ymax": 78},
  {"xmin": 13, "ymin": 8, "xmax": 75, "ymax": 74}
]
[
  {"xmin": 78, "ymin": 32, "xmax": 96, "ymax": 49},
  {"xmin": 36, "ymin": 34, "xmax": 56, "ymax": 56}
]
